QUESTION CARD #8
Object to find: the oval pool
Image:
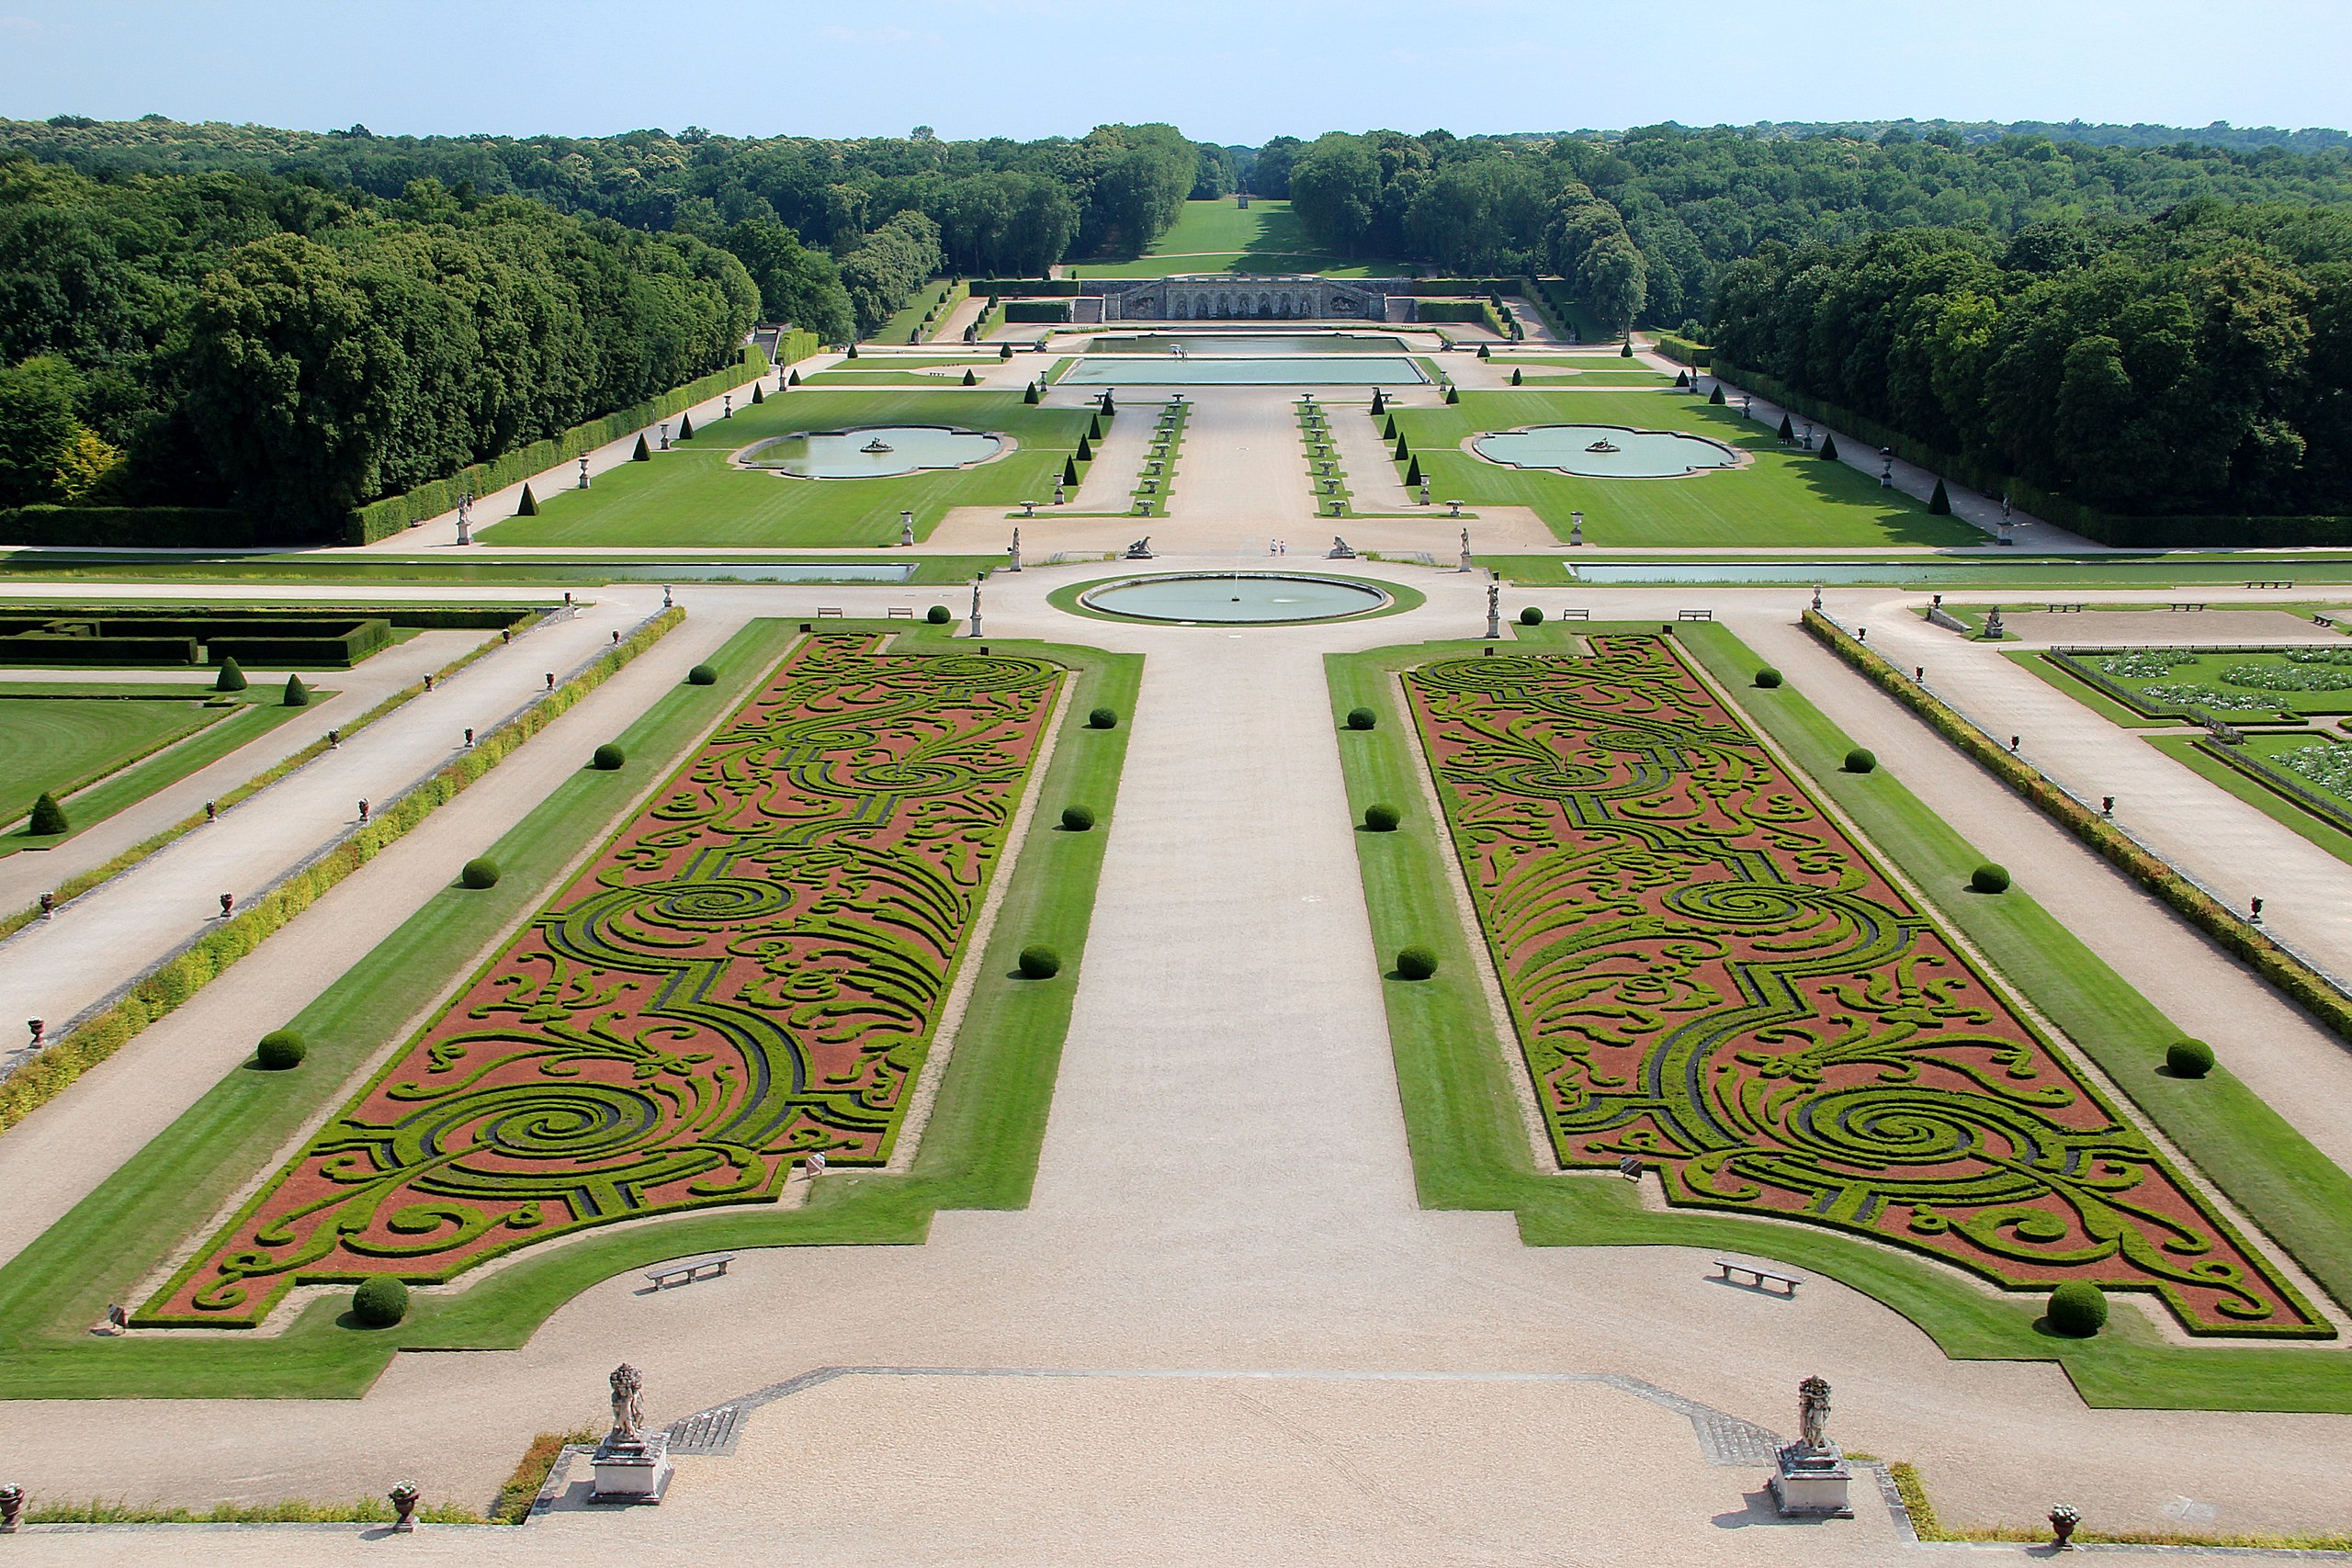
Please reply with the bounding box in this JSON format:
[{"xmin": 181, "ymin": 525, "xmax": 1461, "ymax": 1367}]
[
  {"xmin": 1079, "ymin": 573, "xmax": 1393, "ymax": 624},
  {"xmin": 739, "ymin": 425, "xmax": 1004, "ymax": 479},
  {"xmin": 1473, "ymin": 424, "xmax": 1738, "ymax": 479}
]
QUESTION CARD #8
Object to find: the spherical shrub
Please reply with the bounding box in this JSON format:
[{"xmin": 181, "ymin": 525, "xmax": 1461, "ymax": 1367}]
[
  {"xmin": 1364, "ymin": 803, "xmax": 1401, "ymax": 832},
  {"xmin": 1060, "ymin": 805, "xmax": 1095, "ymax": 831},
  {"xmin": 2167, "ymin": 1039, "xmax": 2216, "ymax": 1078},
  {"xmin": 1519, "ymin": 605, "xmax": 1544, "ymax": 626},
  {"xmin": 1970, "ymin": 863, "xmax": 2011, "ymax": 894},
  {"xmin": 1843, "ymin": 748, "xmax": 1877, "ymax": 773},
  {"xmin": 926, "ymin": 604, "xmax": 952, "ymax": 625},
  {"xmin": 352, "ymin": 1277, "xmax": 409, "ymax": 1328},
  {"xmin": 1754, "ymin": 668, "xmax": 1783, "ymax": 689},
  {"xmin": 1087, "ymin": 707, "xmax": 1119, "ymax": 729},
  {"xmin": 2046, "ymin": 1280, "xmax": 2109, "ymax": 1337},
  {"xmin": 1018, "ymin": 944, "xmax": 1062, "ymax": 979},
  {"xmin": 592, "ymin": 743, "xmax": 626, "ymax": 771},
  {"xmin": 460, "ymin": 857, "xmax": 501, "ymax": 890},
  {"xmin": 686, "ymin": 663, "xmax": 718, "ymax": 685},
  {"xmin": 255, "ymin": 1030, "xmax": 307, "ymax": 1071},
  {"xmin": 1396, "ymin": 946, "xmax": 1439, "ymax": 980},
  {"xmin": 1345, "ymin": 706, "xmax": 1377, "ymax": 731}
]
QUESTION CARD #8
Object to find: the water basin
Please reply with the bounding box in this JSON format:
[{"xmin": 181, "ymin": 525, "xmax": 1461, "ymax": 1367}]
[
  {"xmin": 1080, "ymin": 573, "xmax": 1393, "ymax": 623},
  {"xmin": 740, "ymin": 425, "xmax": 1004, "ymax": 479},
  {"xmin": 1475, "ymin": 424, "xmax": 1738, "ymax": 478},
  {"xmin": 1061, "ymin": 356, "xmax": 1427, "ymax": 387},
  {"xmin": 1086, "ymin": 333, "xmax": 1408, "ymax": 355}
]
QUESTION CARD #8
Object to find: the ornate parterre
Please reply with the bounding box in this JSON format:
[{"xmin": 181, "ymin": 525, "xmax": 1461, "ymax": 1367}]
[
  {"xmin": 1406, "ymin": 636, "xmax": 2324, "ymax": 1337},
  {"xmin": 145, "ymin": 634, "xmax": 1061, "ymax": 1326}
]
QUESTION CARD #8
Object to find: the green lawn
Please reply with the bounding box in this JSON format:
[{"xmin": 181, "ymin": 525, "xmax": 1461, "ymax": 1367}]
[
  {"xmin": 802, "ymin": 370, "xmax": 988, "ymax": 386},
  {"xmin": 1519, "ymin": 370, "xmax": 1676, "ymax": 387},
  {"xmin": 1073, "ymin": 200, "xmax": 1404, "ymax": 277},
  {"xmin": 1333, "ymin": 620, "xmax": 2352, "ymax": 1410},
  {"xmin": 2047, "ymin": 646, "xmax": 2352, "ymax": 721},
  {"xmin": 0, "ymin": 619, "xmax": 1138, "ymax": 1398},
  {"xmin": 4, "ymin": 691, "xmax": 317, "ymax": 853},
  {"xmin": 1, "ymin": 558, "xmax": 998, "ymax": 587},
  {"xmin": 0, "ymin": 694, "xmax": 238, "ymax": 829},
  {"xmin": 477, "ymin": 391, "xmax": 1094, "ymax": 547},
  {"xmin": 870, "ymin": 280, "xmax": 959, "ymax": 344},
  {"xmin": 1392, "ymin": 390, "xmax": 1979, "ymax": 547}
]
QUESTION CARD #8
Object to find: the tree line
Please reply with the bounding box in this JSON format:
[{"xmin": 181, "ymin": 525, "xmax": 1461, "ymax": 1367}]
[
  {"xmin": 1710, "ymin": 202, "xmax": 2352, "ymax": 517},
  {"xmin": 0, "ymin": 157, "xmax": 757, "ymax": 530}
]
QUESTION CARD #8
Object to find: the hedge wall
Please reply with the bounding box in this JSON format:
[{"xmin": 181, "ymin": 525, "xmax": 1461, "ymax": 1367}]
[
  {"xmin": 209, "ymin": 618, "xmax": 392, "ymax": 668},
  {"xmin": 1802, "ymin": 609, "xmax": 2352, "ymax": 1047},
  {"xmin": 1719, "ymin": 362, "xmax": 2351, "ymax": 547},
  {"xmin": 1004, "ymin": 300, "xmax": 1074, "ymax": 323},
  {"xmin": 1652, "ymin": 333, "xmax": 1713, "ymax": 367},
  {"xmin": 0, "ymin": 507, "xmax": 278, "ymax": 549},
  {"xmin": 0, "ymin": 637, "xmax": 198, "ymax": 666},
  {"xmin": 967, "ymin": 279, "xmax": 1082, "ymax": 297},
  {"xmin": 1416, "ymin": 300, "xmax": 1508, "ymax": 333},
  {"xmin": 347, "ymin": 346, "xmax": 775, "ymax": 545}
]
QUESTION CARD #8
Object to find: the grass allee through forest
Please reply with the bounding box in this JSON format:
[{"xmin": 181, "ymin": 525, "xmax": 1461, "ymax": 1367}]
[
  {"xmin": 146, "ymin": 633, "xmax": 1063, "ymax": 1327},
  {"xmin": 1405, "ymin": 636, "xmax": 2324, "ymax": 1337}
]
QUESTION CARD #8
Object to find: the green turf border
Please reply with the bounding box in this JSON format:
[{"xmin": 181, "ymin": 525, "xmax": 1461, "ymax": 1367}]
[
  {"xmin": 1331, "ymin": 620, "xmax": 2352, "ymax": 1410},
  {"xmin": 1046, "ymin": 571, "xmax": 1427, "ymax": 626},
  {"xmin": 4, "ymin": 692, "xmax": 319, "ymax": 853},
  {"xmin": 0, "ymin": 617, "xmax": 1136, "ymax": 1398}
]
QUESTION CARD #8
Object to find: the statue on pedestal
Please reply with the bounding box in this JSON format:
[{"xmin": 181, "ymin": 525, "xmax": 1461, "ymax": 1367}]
[
  {"xmin": 610, "ymin": 1362, "xmax": 646, "ymax": 1441},
  {"xmin": 590, "ymin": 1361, "xmax": 673, "ymax": 1504},
  {"xmin": 1768, "ymin": 1374, "xmax": 1853, "ymax": 1517}
]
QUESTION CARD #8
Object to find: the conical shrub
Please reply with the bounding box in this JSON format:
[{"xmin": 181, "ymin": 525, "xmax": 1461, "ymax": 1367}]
[
  {"xmin": 1024, "ymin": 381, "xmax": 1041, "ymax": 404},
  {"xmin": 1819, "ymin": 433, "xmax": 1839, "ymax": 462},
  {"xmin": 1062, "ymin": 456, "xmax": 1079, "ymax": 487},
  {"xmin": 215, "ymin": 656, "xmax": 247, "ymax": 692},
  {"xmin": 1928, "ymin": 477, "xmax": 1951, "ymax": 514},
  {"xmin": 1620, "ymin": 340, "xmax": 1634, "ymax": 357},
  {"xmin": 1444, "ymin": 384, "xmax": 1459, "ymax": 404},
  {"xmin": 845, "ymin": 343, "xmax": 859, "ymax": 358},
  {"xmin": 1510, "ymin": 367, "xmax": 1522, "ymax": 385},
  {"xmin": 1076, "ymin": 434, "xmax": 1092, "ymax": 462},
  {"xmin": 515, "ymin": 482, "xmax": 538, "ymax": 515},
  {"xmin": 282, "ymin": 673, "xmax": 309, "ymax": 706},
  {"xmin": 1476, "ymin": 344, "xmax": 1490, "ymax": 360},
  {"xmin": 1383, "ymin": 417, "xmax": 1396, "ymax": 440},
  {"xmin": 1777, "ymin": 413, "xmax": 1794, "ymax": 443},
  {"xmin": 1708, "ymin": 384, "xmax": 1725, "ymax": 405},
  {"xmin": 1089, "ymin": 414, "xmax": 1102, "ymax": 439},
  {"xmin": 1370, "ymin": 389, "xmax": 1386, "ymax": 414},
  {"xmin": 1674, "ymin": 369, "xmax": 1690, "ymax": 387},
  {"xmin": 1406, "ymin": 457, "xmax": 1422, "ymax": 486},
  {"xmin": 632, "ymin": 434, "xmax": 650, "ymax": 461},
  {"xmin": 962, "ymin": 368, "xmax": 977, "ymax": 385},
  {"xmin": 1000, "ymin": 344, "xmax": 1013, "ymax": 360},
  {"xmin": 677, "ymin": 412, "xmax": 695, "ymax": 440},
  {"xmin": 28, "ymin": 790, "xmax": 68, "ymax": 836},
  {"xmin": 788, "ymin": 368, "xmax": 802, "ymax": 386},
  {"xmin": 751, "ymin": 382, "xmax": 764, "ymax": 403},
  {"xmin": 1394, "ymin": 435, "xmax": 1409, "ymax": 460}
]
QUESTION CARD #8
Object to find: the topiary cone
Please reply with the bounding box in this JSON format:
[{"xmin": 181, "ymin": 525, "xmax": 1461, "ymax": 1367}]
[
  {"xmin": 1062, "ymin": 456, "xmax": 1079, "ymax": 487},
  {"xmin": 28, "ymin": 790, "xmax": 68, "ymax": 836},
  {"xmin": 1777, "ymin": 412, "xmax": 1794, "ymax": 443},
  {"xmin": 282, "ymin": 673, "xmax": 309, "ymax": 706},
  {"xmin": 751, "ymin": 382, "xmax": 764, "ymax": 403},
  {"xmin": 215, "ymin": 656, "xmax": 247, "ymax": 692},
  {"xmin": 1076, "ymin": 434, "xmax": 1092, "ymax": 462},
  {"xmin": 632, "ymin": 434, "xmax": 650, "ymax": 461},
  {"xmin": 1510, "ymin": 367, "xmax": 1522, "ymax": 385},
  {"xmin": 1708, "ymin": 384, "xmax": 1725, "ymax": 405},
  {"xmin": 1928, "ymin": 477, "xmax": 1951, "ymax": 514},
  {"xmin": 677, "ymin": 412, "xmax": 695, "ymax": 441},
  {"xmin": 1819, "ymin": 433, "xmax": 1838, "ymax": 462},
  {"xmin": 788, "ymin": 367, "xmax": 802, "ymax": 385},
  {"xmin": 515, "ymin": 482, "xmax": 538, "ymax": 516},
  {"xmin": 962, "ymin": 368, "xmax": 977, "ymax": 385}
]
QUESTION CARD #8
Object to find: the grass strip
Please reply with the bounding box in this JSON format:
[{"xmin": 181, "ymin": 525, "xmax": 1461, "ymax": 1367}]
[
  {"xmin": 5, "ymin": 694, "xmax": 317, "ymax": 855},
  {"xmin": 2147, "ymin": 734, "xmax": 2352, "ymax": 868},
  {"xmin": 0, "ymin": 620, "xmax": 1134, "ymax": 1397},
  {"xmin": 1333, "ymin": 621, "xmax": 2352, "ymax": 1411},
  {"xmin": 0, "ymin": 609, "xmax": 679, "ymax": 1137},
  {"xmin": 1882, "ymin": 1455, "xmax": 2352, "ymax": 1549},
  {"xmin": 490, "ymin": 1427, "xmax": 597, "ymax": 1523}
]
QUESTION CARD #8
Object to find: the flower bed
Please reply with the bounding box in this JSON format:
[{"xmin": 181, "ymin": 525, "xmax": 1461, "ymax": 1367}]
[
  {"xmin": 1405, "ymin": 635, "xmax": 2324, "ymax": 1337},
  {"xmin": 142, "ymin": 633, "xmax": 1062, "ymax": 1326}
]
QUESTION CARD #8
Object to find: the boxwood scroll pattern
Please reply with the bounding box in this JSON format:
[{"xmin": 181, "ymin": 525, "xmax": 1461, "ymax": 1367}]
[
  {"xmin": 1406, "ymin": 637, "xmax": 2324, "ymax": 1337},
  {"xmin": 145, "ymin": 634, "xmax": 1062, "ymax": 1326}
]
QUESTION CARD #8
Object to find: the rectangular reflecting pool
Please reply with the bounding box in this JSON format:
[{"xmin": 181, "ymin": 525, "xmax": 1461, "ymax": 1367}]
[
  {"xmin": 1060, "ymin": 355, "xmax": 1428, "ymax": 386},
  {"xmin": 1085, "ymin": 333, "xmax": 1408, "ymax": 355}
]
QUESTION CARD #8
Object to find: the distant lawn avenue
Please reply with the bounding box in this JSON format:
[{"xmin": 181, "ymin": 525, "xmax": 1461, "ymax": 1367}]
[
  {"xmin": 1404, "ymin": 636, "xmax": 2325, "ymax": 1337},
  {"xmin": 143, "ymin": 633, "xmax": 1064, "ymax": 1327}
]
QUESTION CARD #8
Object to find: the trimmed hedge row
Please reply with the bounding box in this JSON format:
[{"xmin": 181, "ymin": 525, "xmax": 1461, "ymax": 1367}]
[
  {"xmin": 0, "ymin": 506, "xmax": 279, "ymax": 549},
  {"xmin": 1004, "ymin": 300, "xmax": 1073, "ymax": 323},
  {"xmin": 966, "ymin": 279, "xmax": 1082, "ymax": 297},
  {"xmin": 1803, "ymin": 609, "xmax": 2352, "ymax": 1048},
  {"xmin": 1416, "ymin": 300, "xmax": 1509, "ymax": 333},
  {"xmin": 0, "ymin": 606, "xmax": 684, "ymax": 1136},
  {"xmin": 1652, "ymin": 333, "xmax": 1713, "ymax": 367},
  {"xmin": 1722, "ymin": 363, "xmax": 2351, "ymax": 547},
  {"xmin": 349, "ymin": 341, "xmax": 804, "ymax": 544}
]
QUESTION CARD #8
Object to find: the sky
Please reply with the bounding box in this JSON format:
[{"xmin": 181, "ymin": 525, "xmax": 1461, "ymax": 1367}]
[{"xmin": 3, "ymin": 0, "xmax": 2347, "ymax": 145}]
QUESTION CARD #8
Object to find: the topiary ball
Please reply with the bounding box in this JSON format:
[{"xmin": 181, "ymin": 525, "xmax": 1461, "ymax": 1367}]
[
  {"xmin": 1754, "ymin": 668, "xmax": 1783, "ymax": 688},
  {"xmin": 1345, "ymin": 706, "xmax": 1377, "ymax": 730},
  {"xmin": 1843, "ymin": 748, "xmax": 1877, "ymax": 773},
  {"xmin": 1364, "ymin": 803, "xmax": 1401, "ymax": 832},
  {"xmin": 352, "ymin": 1277, "xmax": 409, "ymax": 1328},
  {"xmin": 1087, "ymin": 707, "xmax": 1119, "ymax": 729},
  {"xmin": 1519, "ymin": 605, "xmax": 1544, "ymax": 626},
  {"xmin": 2167, "ymin": 1039, "xmax": 2215, "ymax": 1078},
  {"xmin": 2046, "ymin": 1280, "xmax": 2109, "ymax": 1337},
  {"xmin": 1060, "ymin": 805, "xmax": 1095, "ymax": 831},
  {"xmin": 255, "ymin": 1030, "xmax": 307, "ymax": 1071},
  {"xmin": 1396, "ymin": 945, "xmax": 1439, "ymax": 980},
  {"xmin": 460, "ymin": 857, "xmax": 501, "ymax": 890},
  {"xmin": 686, "ymin": 664, "xmax": 718, "ymax": 685},
  {"xmin": 926, "ymin": 605, "xmax": 952, "ymax": 625},
  {"xmin": 592, "ymin": 743, "xmax": 626, "ymax": 771},
  {"xmin": 1018, "ymin": 944, "xmax": 1062, "ymax": 979},
  {"xmin": 1971, "ymin": 863, "xmax": 2011, "ymax": 894}
]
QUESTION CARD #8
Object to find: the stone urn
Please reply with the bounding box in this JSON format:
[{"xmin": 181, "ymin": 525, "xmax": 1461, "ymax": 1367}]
[
  {"xmin": 2049, "ymin": 1503, "xmax": 2080, "ymax": 1550},
  {"xmin": 389, "ymin": 1481, "xmax": 420, "ymax": 1533}
]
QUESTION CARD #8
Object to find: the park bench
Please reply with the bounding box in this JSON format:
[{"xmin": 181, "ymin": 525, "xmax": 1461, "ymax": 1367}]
[
  {"xmin": 2044, "ymin": 602, "xmax": 2086, "ymax": 613},
  {"xmin": 643, "ymin": 1254, "xmax": 736, "ymax": 1291},
  {"xmin": 2169, "ymin": 603, "xmax": 2208, "ymax": 611},
  {"xmin": 887, "ymin": 607, "xmax": 913, "ymax": 619},
  {"xmin": 1677, "ymin": 608, "xmax": 1713, "ymax": 622},
  {"xmin": 1557, "ymin": 608, "xmax": 1590, "ymax": 621},
  {"xmin": 2246, "ymin": 580, "xmax": 2296, "ymax": 590},
  {"xmin": 1713, "ymin": 1258, "xmax": 1803, "ymax": 1297},
  {"xmin": 816, "ymin": 607, "xmax": 843, "ymax": 618}
]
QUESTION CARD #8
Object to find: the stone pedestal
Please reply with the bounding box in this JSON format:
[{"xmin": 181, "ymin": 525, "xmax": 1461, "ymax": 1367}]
[
  {"xmin": 1768, "ymin": 1439, "xmax": 1853, "ymax": 1518},
  {"xmin": 590, "ymin": 1431, "xmax": 673, "ymax": 1505}
]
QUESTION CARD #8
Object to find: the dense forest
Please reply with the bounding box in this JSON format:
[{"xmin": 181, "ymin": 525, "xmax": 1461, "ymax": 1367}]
[
  {"xmin": 1709, "ymin": 202, "xmax": 2352, "ymax": 518},
  {"xmin": 0, "ymin": 157, "xmax": 757, "ymax": 528}
]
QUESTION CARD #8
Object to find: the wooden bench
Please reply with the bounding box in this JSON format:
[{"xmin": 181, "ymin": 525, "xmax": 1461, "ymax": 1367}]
[
  {"xmin": 887, "ymin": 606, "xmax": 913, "ymax": 619},
  {"xmin": 816, "ymin": 607, "xmax": 843, "ymax": 618},
  {"xmin": 2246, "ymin": 580, "xmax": 2296, "ymax": 590},
  {"xmin": 1713, "ymin": 1258, "xmax": 1803, "ymax": 1297},
  {"xmin": 1557, "ymin": 608, "xmax": 1590, "ymax": 621},
  {"xmin": 2169, "ymin": 603, "xmax": 2207, "ymax": 611},
  {"xmin": 2044, "ymin": 602, "xmax": 2086, "ymax": 613},
  {"xmin": 643, "ymin": 1254, "xmax": 737, "ymax": 1291},
  {"xmin": 1677, "ymin": 608, "xmax": 1713, "ymax": 622}
]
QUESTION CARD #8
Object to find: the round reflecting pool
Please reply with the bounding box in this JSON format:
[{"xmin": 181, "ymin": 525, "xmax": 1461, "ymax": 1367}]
[
  {"xmin": 739, "ymin": 425, "xmax": 1003, "ymax": 479},
  {"xmin": 1473, "ymin": 423, "xmax": 1738, "ymax": 478},
  {"xmin": 1080, "ymin": 573, "xmax": 1393, "ymax": 624}
]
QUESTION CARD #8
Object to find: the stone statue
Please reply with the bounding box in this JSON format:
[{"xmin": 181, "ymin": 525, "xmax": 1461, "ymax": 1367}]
[
  {"xmin": 610, "ymin": 1362, "xmax": 647, "ymax": 1442},
  {"xmin": 1797, "ymin": 1375, "xmax": 1831, "ymax": 1451},
  {"xmin": 1329, "ymin": 536, "xmax": 1355, "ymax": 559},
  {"xmin": 1486, "ymin": 582, "xmax": 1501, "ymax": 640},
  {"xmin": 1125, "ymin": 536, "xmax": 1153, "ymax": 558}
]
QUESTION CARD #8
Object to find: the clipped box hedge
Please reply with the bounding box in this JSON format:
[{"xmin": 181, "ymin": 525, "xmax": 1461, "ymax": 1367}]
[
  {"xmin": 1652, "ymin": 333, "xmax": 1713, "ymax": 367},
  {"xmin": 1004, "ymin": 300, "xmax": 1073, "ymax": 323}
]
